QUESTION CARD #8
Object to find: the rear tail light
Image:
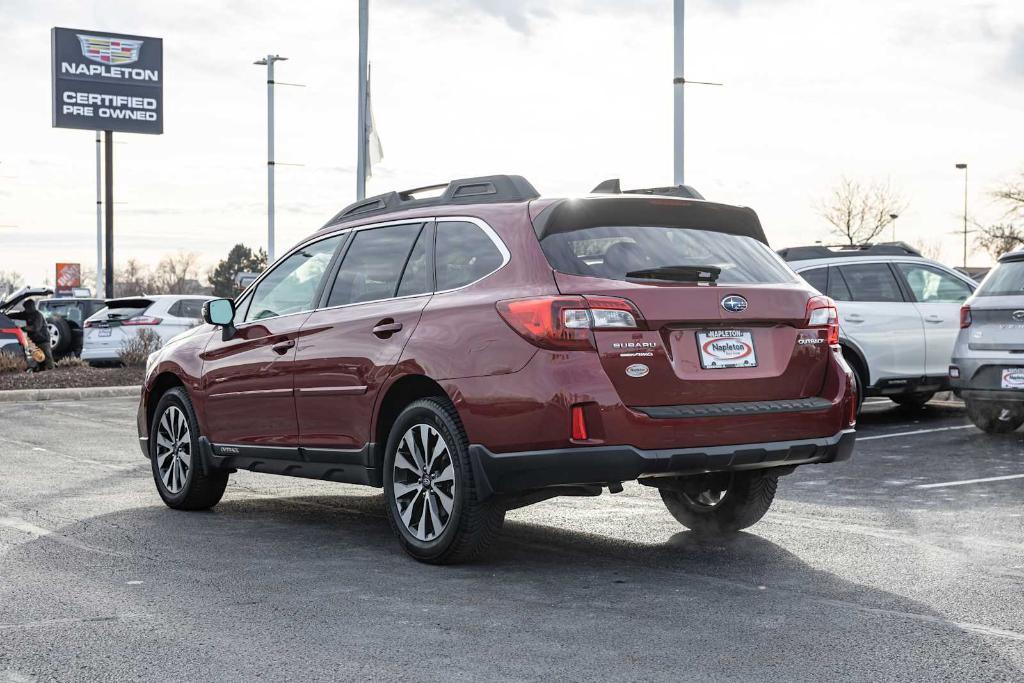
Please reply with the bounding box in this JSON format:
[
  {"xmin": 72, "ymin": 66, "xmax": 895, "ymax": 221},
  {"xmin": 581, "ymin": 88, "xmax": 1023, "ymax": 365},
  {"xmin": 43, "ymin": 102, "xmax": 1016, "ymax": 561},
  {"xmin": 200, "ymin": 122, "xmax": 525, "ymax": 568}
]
[
  {"xmin": 805, "ymin": 295, "xmax": 839, "ymax": 345},
  {"xmin": 960, "ymin": 305, "xmax": 972, "ymax": 329},
  {"xmin": 496, "ymin": 296, "xmax": 642, "ymax": 351},
  {"xmin": 1, "ymin": 328, "xmax": 27, "ymax": 347},
  {"xmin": 122, "ymin": 316, "xmax": 162, "ymax": 326}
]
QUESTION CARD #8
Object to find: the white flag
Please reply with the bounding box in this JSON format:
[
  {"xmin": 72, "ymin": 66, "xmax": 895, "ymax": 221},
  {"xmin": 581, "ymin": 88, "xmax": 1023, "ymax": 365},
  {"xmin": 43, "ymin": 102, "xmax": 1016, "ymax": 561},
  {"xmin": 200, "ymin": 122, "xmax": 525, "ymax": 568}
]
[{"xmin": 366, "ymin": 63, "xmax": 383, "ymax": 177}]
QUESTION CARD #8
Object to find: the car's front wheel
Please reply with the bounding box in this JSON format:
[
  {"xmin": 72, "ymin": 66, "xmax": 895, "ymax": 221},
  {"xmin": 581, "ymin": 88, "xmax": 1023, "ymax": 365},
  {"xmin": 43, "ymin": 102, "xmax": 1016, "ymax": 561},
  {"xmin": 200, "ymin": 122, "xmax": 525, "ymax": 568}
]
[
  {"xmin": 150, "ymin": 387, "xmax": 228, "ymax": 510},
  {"xmin": 966, "ymin": 399, "xmax": 1024, "ymax": 434},
  {"xmin": 383, "ymin": 397, "xmax": 505, "ymax": 564},
  {"xmin": 660, "ymin": 470, "xmax": 778, "ymax": 534}
]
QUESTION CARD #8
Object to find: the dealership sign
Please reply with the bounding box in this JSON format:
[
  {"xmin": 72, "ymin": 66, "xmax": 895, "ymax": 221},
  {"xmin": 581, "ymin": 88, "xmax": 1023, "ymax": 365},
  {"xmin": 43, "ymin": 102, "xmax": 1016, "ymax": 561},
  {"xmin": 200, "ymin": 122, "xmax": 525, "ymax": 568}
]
[{"xmin": 51, "ymin": 27, "xmax": 163, "ymax": 134}]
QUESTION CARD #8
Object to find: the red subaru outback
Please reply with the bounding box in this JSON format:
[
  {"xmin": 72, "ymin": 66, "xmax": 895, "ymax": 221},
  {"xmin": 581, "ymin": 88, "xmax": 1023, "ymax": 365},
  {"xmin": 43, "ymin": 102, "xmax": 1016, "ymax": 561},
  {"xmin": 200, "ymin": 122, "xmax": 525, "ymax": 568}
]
[{"xmin": 137, "ymin": 175, "xmax": 856, "ymax": 563}]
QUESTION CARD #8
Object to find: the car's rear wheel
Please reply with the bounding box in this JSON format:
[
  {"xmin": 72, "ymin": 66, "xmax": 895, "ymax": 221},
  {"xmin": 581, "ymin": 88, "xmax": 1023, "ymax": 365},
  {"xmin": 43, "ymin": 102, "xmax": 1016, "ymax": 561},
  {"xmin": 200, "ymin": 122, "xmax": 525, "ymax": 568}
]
[
  {"xmin": 660, "ymin": 471, "xmax": 778, "ymax": 534},
  {"xmin": 383, "ymin": 397, "xmax": 505, "ymax": 564},
  {"xmin": 891, "ymin": 391, "xmax": 935, "ymax": 410},
  {"xmin": 965, "ymin": 399, "xmax": 1024, "ymax": 434},
  {"xmin": 150, "ymin": 387, "xmax": 228, "ymax": 510}
]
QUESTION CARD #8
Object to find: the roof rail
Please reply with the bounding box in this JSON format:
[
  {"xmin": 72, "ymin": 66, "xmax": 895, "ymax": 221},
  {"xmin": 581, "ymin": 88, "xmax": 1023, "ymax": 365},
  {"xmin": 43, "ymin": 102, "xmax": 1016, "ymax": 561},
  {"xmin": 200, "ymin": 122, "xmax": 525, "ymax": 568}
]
[
  {"xmin": 324, "ymin": 174, "xmax": 540, "ymax": 226},
  {"xmin": 590, "ymin": 178, "xmax": 705, "ymax": 200},
  {"xmin": 777, "ymin": 241, "xmax": 922, "ymax": 261}
]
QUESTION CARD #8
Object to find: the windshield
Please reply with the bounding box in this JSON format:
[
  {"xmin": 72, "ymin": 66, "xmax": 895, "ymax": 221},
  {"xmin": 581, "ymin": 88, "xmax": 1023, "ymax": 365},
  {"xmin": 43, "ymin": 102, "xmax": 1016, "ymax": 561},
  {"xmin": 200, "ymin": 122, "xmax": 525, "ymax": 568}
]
[
  {"xmin": 976, "ymin": 262, "xmax": 1024, "ymax": 297},
  {"xmin": 539, "ymin": 226, "xmax": 797, "ymax": 284}
]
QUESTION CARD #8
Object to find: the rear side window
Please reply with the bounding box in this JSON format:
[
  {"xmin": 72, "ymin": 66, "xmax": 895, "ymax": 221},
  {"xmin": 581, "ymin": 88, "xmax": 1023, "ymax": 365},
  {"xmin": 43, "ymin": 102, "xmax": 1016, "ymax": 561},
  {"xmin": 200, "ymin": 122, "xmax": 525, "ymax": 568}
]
[
  {"xmin": 798, "ymin": 267, "xmax": 828, "ymax": 293},
  {"xmin": 540, "ymin": 226, "xmax": 795, "ymax": 284},
  {"xmin": 435, "ymin": 221, "xmax": 504, "ymax": 290},
  {"xmin": 837, "ymin": 264, "xmax": 903, "ymax": 303},
  {"xmin": 327, "ymin": 223, "xmax": 423, "ymax": 307},
  {"xmin": 167, "ymin": 298, "xmax": 207, "ymax": 319},
  {"xmin": 897, "ymin": 263, "xmax": 972, "ymax": 303},
  {"xmin": 975, "ymin": 261, "xmax": 1024, "ymax": 297},
  {"xmin": 396, "ymin": 225, "xmax": 432, "ymax": 298}
]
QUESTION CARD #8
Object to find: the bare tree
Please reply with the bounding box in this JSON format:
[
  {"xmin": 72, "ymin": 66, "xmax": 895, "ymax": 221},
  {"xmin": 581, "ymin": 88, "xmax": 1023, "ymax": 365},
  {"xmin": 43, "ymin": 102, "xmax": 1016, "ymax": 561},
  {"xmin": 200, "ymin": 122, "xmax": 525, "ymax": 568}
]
[
  {"xmin": 817, "ymin": 177, "xmax": 908, "ymax": 245},
  {"xmin": 976, "ymin": 223, "xmax": 1024, "ymax": 259},
  {"xmin": 0, "ymin": 270, "xmax": 23, "ymax": 299},
  {"xmin": 152, "ymin": 252, "xmax": 204, "ymax": 294},
  {"xmin": 910, "ymin": 239, "xmax": 944, "ymax": 261},
  {"xmin": 976, "ymin": 170, "xmax": 1024, "ymax": 259},
  {"xmin": 114, "ymin": 259, "xmax": 153, "ymax": 297}
]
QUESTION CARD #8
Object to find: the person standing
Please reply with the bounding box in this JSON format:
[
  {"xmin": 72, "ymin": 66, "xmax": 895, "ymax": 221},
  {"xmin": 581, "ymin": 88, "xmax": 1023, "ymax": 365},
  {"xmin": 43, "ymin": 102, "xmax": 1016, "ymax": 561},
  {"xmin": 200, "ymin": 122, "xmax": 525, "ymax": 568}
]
[{"xmin": 9, "ymin": 299, "xmax": 54, "ymax": 371}]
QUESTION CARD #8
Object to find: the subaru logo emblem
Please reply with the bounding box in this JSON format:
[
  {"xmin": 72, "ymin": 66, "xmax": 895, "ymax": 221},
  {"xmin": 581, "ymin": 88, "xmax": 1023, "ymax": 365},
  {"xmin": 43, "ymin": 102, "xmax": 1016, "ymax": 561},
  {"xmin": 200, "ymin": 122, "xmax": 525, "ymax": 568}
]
[
  {"xmin": 1013, "ymin": 310, "xmax": 1024, "ymax": 322},
  {"xmin": 721, "ymin": 295, "xmax": 748, "ymax": 313}
]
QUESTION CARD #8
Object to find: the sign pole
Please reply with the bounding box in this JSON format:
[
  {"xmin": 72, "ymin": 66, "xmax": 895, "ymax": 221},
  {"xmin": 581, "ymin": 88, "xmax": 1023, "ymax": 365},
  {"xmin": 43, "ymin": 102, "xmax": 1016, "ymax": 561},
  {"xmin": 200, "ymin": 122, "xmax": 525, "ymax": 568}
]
[
  {"xmin": 104, "ymin": 130, "xmax": 114, "ymax": 298},
  {"xmin": 673, "ymin": 0, "xmax": 685, "ymax": 186},
  {"xmin": 95, "ymin": 131, "xmax": 102, "ymax": 295}
]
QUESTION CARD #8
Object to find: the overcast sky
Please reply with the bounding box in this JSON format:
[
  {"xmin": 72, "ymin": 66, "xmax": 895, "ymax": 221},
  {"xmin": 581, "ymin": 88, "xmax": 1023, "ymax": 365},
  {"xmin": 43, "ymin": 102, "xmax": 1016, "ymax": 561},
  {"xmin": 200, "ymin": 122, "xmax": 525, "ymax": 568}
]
[{"xmin": 2, "ymin": 0, "xmax": 1023, "ymax": 286}]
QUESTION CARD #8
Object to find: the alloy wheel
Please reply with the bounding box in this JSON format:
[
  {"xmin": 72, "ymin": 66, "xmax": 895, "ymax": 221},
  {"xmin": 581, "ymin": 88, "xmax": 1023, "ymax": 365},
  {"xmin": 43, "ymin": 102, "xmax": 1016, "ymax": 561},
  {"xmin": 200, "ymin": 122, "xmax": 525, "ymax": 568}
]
[
  {"xmin": 392, "ymin": 424, "xmax": 456, "ymax": 541},
  {"xmin": 48, "ymin": 323, "xmax": 60, "ymax": 349},
  {"xmin": 155, "ymin": 405, "xmax": 191, "ymax": 494}
]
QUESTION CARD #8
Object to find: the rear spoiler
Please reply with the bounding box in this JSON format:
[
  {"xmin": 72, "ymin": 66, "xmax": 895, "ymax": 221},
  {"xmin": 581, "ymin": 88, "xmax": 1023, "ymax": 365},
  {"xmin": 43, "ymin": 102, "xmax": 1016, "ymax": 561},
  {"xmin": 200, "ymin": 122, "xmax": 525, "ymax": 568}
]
[{"xmin": 531, "ymin": 197, "xmax": 769, "ymax": 245}]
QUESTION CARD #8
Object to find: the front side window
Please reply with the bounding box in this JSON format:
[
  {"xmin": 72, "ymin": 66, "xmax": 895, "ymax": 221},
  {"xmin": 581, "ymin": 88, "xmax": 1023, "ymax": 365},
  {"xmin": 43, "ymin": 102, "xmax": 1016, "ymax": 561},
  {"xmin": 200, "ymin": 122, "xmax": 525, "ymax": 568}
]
[
  {"xmin": 897, "ymin": 263, "xmax": 972, "ymax": 303},
  {"xmin": 540, "ymin": 226, "xmax": 795, "ymax": 285},
  {"xmin": 168, "ymin": 298, "xmax": 208, "ymax": 319},
  {"xmin": 435, "ymin": 221, "xmax": 505, "ymax": 290},
  {"xmin": 327, "ymin": 223, "xmax": 424, "ymax": 307},
  {"xmin": 837, "ymin": 264, "xmax": 903, "ymax": 303},
  {"xmin": 974, "ymin": 261, "xmax": 1024, "ymax": 297},
  {"xmin": 244, "ymin": 236, "xmax": 342, "ymax": 322}
]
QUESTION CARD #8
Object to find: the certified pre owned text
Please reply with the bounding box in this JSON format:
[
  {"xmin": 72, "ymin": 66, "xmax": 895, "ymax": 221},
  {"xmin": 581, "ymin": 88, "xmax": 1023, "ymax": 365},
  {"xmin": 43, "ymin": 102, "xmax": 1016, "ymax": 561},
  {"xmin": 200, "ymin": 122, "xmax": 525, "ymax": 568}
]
[{"xmin": 60, "ymin": 91, "xmax": 158, "ymax": 121}]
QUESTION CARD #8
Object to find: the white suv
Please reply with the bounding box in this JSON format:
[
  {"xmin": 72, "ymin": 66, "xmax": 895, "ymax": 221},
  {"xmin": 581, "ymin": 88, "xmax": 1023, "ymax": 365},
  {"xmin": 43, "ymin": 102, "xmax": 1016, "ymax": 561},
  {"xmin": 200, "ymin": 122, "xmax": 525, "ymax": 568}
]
[
  {"xmin": 779, "ymin": 243, "xmax": 977, "ymax": 409},
  {"xmin": 82, "ymin": 294, "xmax": 214, "ymax": 364}
]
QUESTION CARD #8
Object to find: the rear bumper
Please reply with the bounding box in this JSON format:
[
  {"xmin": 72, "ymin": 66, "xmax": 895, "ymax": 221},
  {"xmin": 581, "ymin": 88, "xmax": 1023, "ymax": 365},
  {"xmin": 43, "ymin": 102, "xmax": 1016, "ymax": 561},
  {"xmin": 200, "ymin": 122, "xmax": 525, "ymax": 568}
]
[{"xmin": 468, "ymin": 428, "xmax": 855, "ymax": 496}]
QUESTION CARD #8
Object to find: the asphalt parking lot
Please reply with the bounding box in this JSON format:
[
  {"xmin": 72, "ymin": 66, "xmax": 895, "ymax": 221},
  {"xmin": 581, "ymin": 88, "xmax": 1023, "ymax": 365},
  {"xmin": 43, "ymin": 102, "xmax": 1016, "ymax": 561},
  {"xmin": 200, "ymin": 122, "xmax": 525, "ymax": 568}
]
[{"xmin": 1, "ymin": 396, "xmax": 1023, "ymax": 682}]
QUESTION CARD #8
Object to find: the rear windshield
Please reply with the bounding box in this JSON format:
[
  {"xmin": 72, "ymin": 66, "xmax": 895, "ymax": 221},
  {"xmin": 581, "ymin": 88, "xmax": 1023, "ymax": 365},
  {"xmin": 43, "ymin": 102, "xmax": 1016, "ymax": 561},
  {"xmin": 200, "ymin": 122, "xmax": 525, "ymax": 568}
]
[
  {"xmin": 539, "ymin": 226, "xmax": 797, "ymax": 284},
  {"xmin": 976, "ymin": 262, "xmax": 1024, "ymax": 297},
  {"xmin": 89, "ymin": 302, "xmax": 152, "ymax": 321}
]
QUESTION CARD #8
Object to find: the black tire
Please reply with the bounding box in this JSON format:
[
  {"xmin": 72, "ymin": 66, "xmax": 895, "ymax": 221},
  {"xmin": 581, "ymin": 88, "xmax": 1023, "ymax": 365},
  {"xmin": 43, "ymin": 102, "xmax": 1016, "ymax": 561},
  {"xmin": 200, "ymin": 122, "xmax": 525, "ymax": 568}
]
[
  {"xmin": 48, "ymin": 317, "xmax": 72, "ymax": 356},
  {"xmin": 383, "ymin": 397, "xmax": 505, "ymax": 564},
  {"xmin": 891, "ymin": 391, "xmax": 935, "ymax": 410},
  {"xmin": 660, "ymin": 471, "xmax": 778, "ymax": 534},
  {"xmin": 966, "ymin": 399, "xmax": 1024, "ymax": 434},
  {"xmin": 150, "ymin": 387, "xmax": 228, "ymax": 510}
]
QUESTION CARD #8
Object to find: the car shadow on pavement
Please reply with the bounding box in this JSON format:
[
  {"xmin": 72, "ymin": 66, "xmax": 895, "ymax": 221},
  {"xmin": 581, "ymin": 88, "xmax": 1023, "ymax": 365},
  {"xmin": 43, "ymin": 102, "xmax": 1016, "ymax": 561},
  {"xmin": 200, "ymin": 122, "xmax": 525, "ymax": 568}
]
[{"xmin": 3, "ymin": 491, "xmax": 1022, "ymax": 681}]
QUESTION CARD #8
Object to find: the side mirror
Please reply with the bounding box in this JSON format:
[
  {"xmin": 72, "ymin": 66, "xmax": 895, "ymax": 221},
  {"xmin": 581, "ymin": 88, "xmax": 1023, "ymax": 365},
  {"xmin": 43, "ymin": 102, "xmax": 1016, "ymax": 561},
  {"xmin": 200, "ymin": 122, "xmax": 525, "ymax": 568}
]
[{"xmin": 202, "ymin": 299, "xmax": 236, "ymax": 340}]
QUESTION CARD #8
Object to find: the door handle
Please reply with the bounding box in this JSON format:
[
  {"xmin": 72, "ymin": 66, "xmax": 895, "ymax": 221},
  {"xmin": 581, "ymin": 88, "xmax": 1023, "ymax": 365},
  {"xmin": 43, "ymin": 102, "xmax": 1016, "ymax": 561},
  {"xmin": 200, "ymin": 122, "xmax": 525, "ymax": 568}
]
[
  {"xmin": 271, "ymin": 339, "xmax": 296, "ymax": 355},
  {"xmin": 844, "ymin": 314, "xmax": 864, "ymax": 323},
  {"xmin": 924, "ymin": 315, "xmax": 943, "ymax": 324},
  {"xmin": 372, "ymin": 319, "xmax": 403, "ymax": 338}
]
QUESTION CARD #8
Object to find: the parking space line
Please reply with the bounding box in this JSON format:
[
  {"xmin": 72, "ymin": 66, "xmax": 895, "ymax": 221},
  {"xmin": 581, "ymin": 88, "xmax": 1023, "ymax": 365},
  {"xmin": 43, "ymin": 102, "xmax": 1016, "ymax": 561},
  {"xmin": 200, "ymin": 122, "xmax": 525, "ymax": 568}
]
[
  {"xmin": 915, "ymin": 473, "xmax": 1024, "ymax": 490},
  {"xmin": 858, "ymin": 425, "xmax": 973, "ymax": 441}
]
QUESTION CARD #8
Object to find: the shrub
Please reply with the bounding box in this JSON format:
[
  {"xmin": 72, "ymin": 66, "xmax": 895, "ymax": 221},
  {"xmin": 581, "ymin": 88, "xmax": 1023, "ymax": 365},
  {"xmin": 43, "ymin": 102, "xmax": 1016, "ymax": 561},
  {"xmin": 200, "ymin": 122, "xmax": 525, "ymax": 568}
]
[
  {"xmin": 0, "ymin": 352, "xmax": 27, "ymax": 374},
  {"xmin": 118, "ymin": 328, "xmax": 163, "ymax": 367},
  {"xmin": 55, "ymin": 355, "xmax": 89, "ymax": 369}
]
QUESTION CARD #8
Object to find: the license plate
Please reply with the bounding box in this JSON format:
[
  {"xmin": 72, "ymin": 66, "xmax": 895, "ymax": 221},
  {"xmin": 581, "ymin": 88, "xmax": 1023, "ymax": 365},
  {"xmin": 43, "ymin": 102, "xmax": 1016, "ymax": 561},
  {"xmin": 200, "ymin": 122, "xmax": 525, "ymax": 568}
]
[
  {"xmin": 1001, "ymin": 368, "xmax": 1024, "ymax": 389},
  {"xmin": 696, "ymin": 330, "xmax": 757, "ymax": 369},
  {"xmin": 98, "ymin": 328, "xmax": 112, "ymax": 337}
]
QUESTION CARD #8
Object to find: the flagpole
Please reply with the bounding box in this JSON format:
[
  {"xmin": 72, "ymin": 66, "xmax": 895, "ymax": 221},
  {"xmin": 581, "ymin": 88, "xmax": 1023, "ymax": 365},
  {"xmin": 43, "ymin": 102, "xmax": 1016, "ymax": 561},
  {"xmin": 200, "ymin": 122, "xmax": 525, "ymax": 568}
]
[
  {"xmin": 673, "ymin": 0, "xmax": 685, "ymax": 186},
  {"xmin": 356, "ymin": 0, "xmax": 369, "ymax": 200}
]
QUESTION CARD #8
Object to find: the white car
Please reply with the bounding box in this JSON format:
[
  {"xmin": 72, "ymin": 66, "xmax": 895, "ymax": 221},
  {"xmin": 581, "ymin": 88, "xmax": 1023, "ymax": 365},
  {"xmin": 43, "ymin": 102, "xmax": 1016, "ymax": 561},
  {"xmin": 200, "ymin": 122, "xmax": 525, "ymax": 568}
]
[
  {"xmin": 779, "ymin": 243, "xmax": 977, "ymax": 409},
  {"xmin": 82, "ymin": 294, "xmax": 214, "ymax": 364}
]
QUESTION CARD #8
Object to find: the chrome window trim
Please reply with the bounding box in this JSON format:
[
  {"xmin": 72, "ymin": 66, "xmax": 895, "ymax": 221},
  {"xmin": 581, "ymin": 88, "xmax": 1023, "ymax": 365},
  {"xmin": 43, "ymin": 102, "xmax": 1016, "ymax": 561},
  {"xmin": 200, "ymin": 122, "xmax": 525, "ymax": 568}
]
[{"xmin": 311, "ymin": 215, "xmax": 510, "ymax": 312}]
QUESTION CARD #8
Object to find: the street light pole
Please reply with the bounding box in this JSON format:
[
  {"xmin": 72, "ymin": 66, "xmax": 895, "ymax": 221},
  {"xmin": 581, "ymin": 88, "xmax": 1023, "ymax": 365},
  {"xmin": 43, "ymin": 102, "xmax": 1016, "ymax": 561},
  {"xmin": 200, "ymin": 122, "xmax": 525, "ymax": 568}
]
[
  {"xmin": 673, "ymin": 0, "xmax": 685, "ymax": 186},
  {"xmin": 356, "ymin": 0, "xmax": 369, "ymax": 200},
  {"xmin": 956, "ymin": 163, "xmax": 968, "ymax": 269},
  {"xmin": 255, "ymin": 54, "xmax": 288, "ymax": 263},
  {"xmin": 889, "ymin": 213, "xmax": 898, "ymax": 242}
]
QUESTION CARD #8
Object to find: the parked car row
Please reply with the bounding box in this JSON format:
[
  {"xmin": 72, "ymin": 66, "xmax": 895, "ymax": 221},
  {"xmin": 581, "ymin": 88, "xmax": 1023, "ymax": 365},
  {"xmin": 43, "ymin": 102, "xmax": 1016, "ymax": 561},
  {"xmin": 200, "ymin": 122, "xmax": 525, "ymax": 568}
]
[{"xmin": 0, "ymin": 287, "xmax": 211, "ymax": 365}]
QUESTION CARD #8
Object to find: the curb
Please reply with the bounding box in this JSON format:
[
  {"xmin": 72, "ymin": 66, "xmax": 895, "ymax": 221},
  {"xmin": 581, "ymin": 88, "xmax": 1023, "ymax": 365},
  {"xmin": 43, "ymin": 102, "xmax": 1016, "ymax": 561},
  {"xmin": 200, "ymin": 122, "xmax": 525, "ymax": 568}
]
[{"xmin": 0, "ymin": 385, "xmax": 141, "ymax": 403}]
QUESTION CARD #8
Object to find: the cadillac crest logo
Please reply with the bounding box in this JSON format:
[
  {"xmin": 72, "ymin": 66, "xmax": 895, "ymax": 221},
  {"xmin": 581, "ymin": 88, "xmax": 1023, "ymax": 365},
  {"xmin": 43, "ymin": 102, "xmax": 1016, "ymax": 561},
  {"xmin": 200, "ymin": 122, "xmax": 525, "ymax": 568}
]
[{"xmin": 77, "ymin": 34, "xmax": 143, "ymax": 65}]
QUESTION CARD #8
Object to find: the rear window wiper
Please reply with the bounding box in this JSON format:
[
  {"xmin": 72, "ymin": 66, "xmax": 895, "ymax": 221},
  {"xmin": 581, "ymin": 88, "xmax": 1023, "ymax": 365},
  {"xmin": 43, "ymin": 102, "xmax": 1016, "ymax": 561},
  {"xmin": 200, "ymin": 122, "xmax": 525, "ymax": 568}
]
[{"xmin": 625, "ymin": 265, "xmax": 721, "ymax": 284}]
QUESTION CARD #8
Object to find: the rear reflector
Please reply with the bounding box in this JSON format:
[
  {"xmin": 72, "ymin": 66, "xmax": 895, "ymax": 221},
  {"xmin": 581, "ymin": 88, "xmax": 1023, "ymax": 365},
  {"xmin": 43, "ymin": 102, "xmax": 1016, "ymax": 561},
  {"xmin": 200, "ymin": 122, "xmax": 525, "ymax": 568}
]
[{"xmin": 571, "ymin": 405, "xmax": 589, "ymax": 440}]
